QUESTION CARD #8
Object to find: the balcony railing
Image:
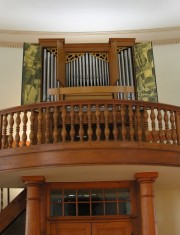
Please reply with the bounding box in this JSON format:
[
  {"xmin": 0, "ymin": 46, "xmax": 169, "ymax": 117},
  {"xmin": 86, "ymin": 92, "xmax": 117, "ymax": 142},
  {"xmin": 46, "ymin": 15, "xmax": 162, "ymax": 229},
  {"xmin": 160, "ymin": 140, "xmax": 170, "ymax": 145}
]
[{"xmin": 0, "ymin": 100, "xmax": 180, "ymax": 150}]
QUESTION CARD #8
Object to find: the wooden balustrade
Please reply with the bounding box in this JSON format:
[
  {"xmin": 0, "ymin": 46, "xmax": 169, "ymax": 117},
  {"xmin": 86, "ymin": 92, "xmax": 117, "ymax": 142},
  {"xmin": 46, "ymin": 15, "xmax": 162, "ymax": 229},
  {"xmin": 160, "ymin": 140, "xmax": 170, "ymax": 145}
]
[{"xmin": 0, "ymin": 100, "xmax": 180, "ymax": 150}]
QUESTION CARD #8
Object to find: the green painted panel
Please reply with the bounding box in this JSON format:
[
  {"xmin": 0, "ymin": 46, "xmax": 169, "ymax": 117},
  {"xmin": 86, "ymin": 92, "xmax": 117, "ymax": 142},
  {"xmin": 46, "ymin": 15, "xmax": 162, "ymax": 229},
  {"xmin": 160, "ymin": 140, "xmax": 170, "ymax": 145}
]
[
  {"xmin": 21, "ymin": 43, "xmax": 42, "ymax": 105},
  {"xmin": 134, "ymin": 42, "xmax": 158, "ymax": 102}
]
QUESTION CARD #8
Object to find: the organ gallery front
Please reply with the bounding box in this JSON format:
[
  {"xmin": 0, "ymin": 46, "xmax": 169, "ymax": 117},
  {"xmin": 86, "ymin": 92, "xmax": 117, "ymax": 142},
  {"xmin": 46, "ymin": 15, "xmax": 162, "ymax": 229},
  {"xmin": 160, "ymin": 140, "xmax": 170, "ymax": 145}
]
[{"xmin": 20, "ymin": 38, "xmax": 160, "ymax": 235}]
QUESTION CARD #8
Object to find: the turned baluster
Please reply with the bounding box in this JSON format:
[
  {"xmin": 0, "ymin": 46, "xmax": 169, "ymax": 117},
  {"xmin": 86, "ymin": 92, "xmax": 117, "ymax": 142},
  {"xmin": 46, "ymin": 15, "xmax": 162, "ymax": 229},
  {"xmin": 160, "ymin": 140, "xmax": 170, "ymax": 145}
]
[
  {"xmin": 121, "ymin": 105, "xmax": 126, "ymax": 141},
  {"xmin": 15, "ymin": 112, "xmax": 21, "ymax": 147},
  {"xmin": 70, "ymin": 105, "xmax": 75, "ymax": 142},
  {"xmin": 2, "ymin": 114, "xmax": 8, "ymax": 149},
  {"xmin": 8, "ymin": 113, "xmax": 14, "ymax": 148},
  {"xmin": 92, "ymin": 110, "xmax": 96, "ymax": 124},
  {"xmin": 87, "ymin": 105, "xmax": 93, "ymax": 141},
  {"xmin": 75, "ymin": 110, "xmax": 79, "ymax": 125},
  {"xmin": 37, "ymin": 108, "xmax": 43, "ymax": 144},
  {"xmin": 170, "ymin": 110, "xmax": 177, "ymax": 144},
  {"xmin": 79, "ymin": 105, "xmax": 84, "ymax": 141},
  {"xmin": 61, "ymin": 105, "xmax": 67, "ymax": 142},
  {"xmin": 164, "ymin": 109, "xmax": 171, "ymax": 144},
  {"xmin": 143, "ymin": 107, "xmax": 150, "ymax": 142},
  {"xmin": 108, "ymin": 110, "xmax": 113, "ymax": 124},
  {"xmin": 45, "ymin": 107, "xmax": 51, "ymax": 144},
  {"xmin": 22, "ymin": 111, "xmax": 28, "ymax": 146},
  {"xmin": 175, "ymin": 111, "xmax": 180, "ymax": 145},
  {"xmin": 0, "ymin": 115, "xmax": 2, "ymax": 149},
  {"xmin": 157, "ymin": 108, "xmax": 164, "ymax": 143},
  {"xmin": 29, "ymin": 109, "xmax": 35, "ymax": 145},
  {"xmin": 136, "ymin": 106, "xmax": 142, "ymax": 142},
  {"xmin": 66, "ymin": 112, "xmax": 70, "ymax": 124},
  {"xmin": 128, "ymin": 105, "xmax": 135, "ymax": 141},
  {"xmin": 150, "ymin": 107, "xmax": 157, "ymax": 143},
  {"xmin": 96, "ymin": 104, "xmax": 101, "ymax": 141},
  {"xmin": 53, "ymin": 106, "xmax": 59, "ymax": 143},
  {"xmin": 104, "ymin": 104, "xmax": 110, "ymax": 141},
  {"xmin": 112, "ymin": 104, "xmax": 118, "ymax": 141}
]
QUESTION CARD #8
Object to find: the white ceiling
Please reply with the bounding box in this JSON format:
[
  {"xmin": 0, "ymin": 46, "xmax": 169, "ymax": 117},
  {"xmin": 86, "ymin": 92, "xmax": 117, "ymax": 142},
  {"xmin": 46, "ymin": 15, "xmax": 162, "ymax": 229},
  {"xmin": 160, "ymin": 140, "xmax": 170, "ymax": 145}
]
[{"xmin": 0, "ymin": 0, "xmax": 180, "ymax": 33}]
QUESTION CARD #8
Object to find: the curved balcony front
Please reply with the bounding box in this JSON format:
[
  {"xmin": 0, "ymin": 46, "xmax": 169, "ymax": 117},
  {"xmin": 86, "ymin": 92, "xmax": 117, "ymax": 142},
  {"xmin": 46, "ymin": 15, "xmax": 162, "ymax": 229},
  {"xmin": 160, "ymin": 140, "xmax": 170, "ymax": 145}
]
[{"xmin": 0, "ymin": 99, "xmax": 180, "ymax": 173}]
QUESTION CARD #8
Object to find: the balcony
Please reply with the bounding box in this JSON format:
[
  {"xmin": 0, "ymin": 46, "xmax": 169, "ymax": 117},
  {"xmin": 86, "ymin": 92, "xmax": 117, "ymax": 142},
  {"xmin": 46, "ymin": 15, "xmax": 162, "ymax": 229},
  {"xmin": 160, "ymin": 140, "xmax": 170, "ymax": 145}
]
[{"xmin": 0, "ymin": 99, "xmax": 180, "ymax": 173}]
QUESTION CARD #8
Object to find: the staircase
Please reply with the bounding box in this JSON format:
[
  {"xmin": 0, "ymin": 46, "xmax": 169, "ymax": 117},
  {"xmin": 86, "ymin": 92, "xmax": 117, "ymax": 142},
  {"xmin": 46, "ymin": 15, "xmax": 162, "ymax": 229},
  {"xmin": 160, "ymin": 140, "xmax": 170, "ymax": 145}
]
[{"xmin": 0, "ymin": 189, "xmax": 26, "ymax": 234}]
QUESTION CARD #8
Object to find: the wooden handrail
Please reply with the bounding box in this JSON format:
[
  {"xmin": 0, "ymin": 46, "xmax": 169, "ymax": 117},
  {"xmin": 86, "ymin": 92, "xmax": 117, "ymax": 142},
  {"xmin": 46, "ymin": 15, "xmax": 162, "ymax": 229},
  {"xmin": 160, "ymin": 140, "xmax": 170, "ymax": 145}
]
[{"xmin": 48, "ymin": 86, "xmax": 135, "ymax": 100}]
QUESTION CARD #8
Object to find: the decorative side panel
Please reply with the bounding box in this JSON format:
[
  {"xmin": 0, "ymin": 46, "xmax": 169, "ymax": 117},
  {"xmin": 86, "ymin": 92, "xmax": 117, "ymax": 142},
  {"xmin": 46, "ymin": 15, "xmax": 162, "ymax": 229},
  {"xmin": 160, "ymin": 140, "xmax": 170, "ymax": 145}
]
[
  {"xmin": 133, "ymin": 42, "xmax": 158, "ymax": 102},
  {"xmin": 21, "ymin": 43, "xmax": 42, "ymax": 105}
]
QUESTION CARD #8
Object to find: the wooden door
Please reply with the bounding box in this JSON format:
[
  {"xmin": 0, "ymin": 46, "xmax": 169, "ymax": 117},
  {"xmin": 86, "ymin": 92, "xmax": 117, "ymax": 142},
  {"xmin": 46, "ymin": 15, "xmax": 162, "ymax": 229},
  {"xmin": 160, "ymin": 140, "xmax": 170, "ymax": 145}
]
[
  {"xmin": 51, "ymin": 222, "xmax": 91, "ymax": 235},
  {"xmin": 51, "ymin": 221, "xmax": 132, "ymax": 235},
  {"xmin": 92, "ymin": 221, "xmax": 132, "ymax": 235}
]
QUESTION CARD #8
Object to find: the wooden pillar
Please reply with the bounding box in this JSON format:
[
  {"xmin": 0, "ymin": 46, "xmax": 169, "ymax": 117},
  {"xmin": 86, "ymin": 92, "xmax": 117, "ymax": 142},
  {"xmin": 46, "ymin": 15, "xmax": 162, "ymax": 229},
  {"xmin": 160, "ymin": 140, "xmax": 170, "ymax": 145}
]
[
  {"xmin": 22, "ymin": 176, "xmax": 45, "ymax": 235},
  {"xmin": 57, "ymin": 39, "xmax": 66, "ymax": 87},
  {"xmin": 135, "ymin": 172, "xmax": 158, "ymax": 235},
  {"xmin": 109, "ymin": 39, "xmax": 119, "ymax": 86}
]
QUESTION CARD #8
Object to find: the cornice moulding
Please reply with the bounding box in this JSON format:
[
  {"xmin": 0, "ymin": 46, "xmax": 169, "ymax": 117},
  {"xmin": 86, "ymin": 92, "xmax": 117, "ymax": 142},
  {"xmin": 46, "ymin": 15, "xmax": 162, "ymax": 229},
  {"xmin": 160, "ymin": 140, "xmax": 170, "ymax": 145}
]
[
  {"xmin": 1, "ymin": 38, "xmax": 180, "ymax": 49},
  {"xmin": 0, "ymin": 41, "xmax": 23, "ymax": 48},
  {"xmin": 1, "ymin": 26, "xmax": 180, "ymax": 48},
  {"xmin": 1, "ymin": 26, "xmax": 180, "ymax": 36}
]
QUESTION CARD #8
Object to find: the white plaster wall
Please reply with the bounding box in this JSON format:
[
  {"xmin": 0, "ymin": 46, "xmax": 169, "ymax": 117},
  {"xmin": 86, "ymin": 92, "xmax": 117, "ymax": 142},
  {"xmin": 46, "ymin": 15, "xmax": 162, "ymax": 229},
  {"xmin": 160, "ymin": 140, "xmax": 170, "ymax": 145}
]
[
  {"xmin": 153, "ymin": 44, "xmax": 180, "ymax": 106},
  {"xmin": 155, "ymin": 188, "xmax": 180, "ymax": 235},
  {"xmin": 0, "ymin": 47, "xmax": 23, "ymax": 110}
]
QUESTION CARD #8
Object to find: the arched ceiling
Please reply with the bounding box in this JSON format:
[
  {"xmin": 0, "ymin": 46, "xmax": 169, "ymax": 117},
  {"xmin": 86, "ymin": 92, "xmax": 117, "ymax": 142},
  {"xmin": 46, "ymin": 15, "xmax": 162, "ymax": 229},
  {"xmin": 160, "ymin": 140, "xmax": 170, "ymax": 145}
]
[{"xmin": 0, "ymin": 0, "xmax": 180, "ymax": 33}]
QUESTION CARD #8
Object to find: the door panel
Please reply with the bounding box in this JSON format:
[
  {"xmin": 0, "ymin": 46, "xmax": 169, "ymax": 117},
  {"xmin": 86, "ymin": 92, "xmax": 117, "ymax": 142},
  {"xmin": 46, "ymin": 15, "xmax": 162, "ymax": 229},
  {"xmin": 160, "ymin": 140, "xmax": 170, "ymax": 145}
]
[
  {"xmin": 51, "ymin": 221, "xmax": 132, "ymax": 235},
  {"xmin": 51, "ymin": 222, "xmax": 91, "ymax": 235},
  {"xmin": 92, "ymin": 222, "xmax": 132, "ymax": 235}
]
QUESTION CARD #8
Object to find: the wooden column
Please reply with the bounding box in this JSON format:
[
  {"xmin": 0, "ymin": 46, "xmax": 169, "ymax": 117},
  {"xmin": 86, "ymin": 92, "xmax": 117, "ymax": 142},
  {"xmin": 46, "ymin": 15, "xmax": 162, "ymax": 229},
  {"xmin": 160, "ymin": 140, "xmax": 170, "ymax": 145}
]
[
  {"xmin": 109, "ymin": 39, "xmax": 119, "ymax": 86},
  {"xmin": 57, "ymin": 39, "xmax": 66, "ymax": 87},
  {"xmin": 22, "ymin": 176, "xmax": 45, "ymax": 235},
  {"xmin": 135, "ymin": 172, "xmax": 158, "ymax": 235}
]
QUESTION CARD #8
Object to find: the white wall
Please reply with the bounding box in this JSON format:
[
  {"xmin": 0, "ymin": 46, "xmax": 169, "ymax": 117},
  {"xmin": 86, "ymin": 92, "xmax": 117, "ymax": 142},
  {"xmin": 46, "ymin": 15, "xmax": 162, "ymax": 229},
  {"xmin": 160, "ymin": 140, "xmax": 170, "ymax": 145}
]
[
  {"xmin": 153, "ymin": 44, "xmax": 180, "ymax": 106},
  {"xmin": 0, "ymin": 47, "xmax": 23, "ymax": 110},
  {"xmin": 155, "ymin": 188, "xmax": 180, "ymax": 235}
]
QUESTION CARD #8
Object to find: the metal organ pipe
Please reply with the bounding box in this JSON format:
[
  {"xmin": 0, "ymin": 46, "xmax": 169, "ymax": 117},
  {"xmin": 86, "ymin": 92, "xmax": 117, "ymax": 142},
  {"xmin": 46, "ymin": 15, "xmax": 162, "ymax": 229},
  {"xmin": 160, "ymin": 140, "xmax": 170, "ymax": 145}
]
[
  {"xmin": 65, "ymin": 53, "xmax": 109, "ymax": 87},
  {"xmin": 42, "ymin": 49, "xmax": 134, "ymax": 101},
  {"xmin": 42, "ymin": 48, "xmax": 58, "ymax": 102},
  {"xmin": 118, "ymin": 47, "xmax": 135, "ymax": 100}
]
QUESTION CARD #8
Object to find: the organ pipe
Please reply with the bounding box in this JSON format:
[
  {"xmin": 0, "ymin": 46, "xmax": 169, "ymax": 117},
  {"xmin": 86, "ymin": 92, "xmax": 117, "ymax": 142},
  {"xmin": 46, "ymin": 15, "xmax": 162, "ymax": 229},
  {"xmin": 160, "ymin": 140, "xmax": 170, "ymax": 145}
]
[
  {"xmin": 118, "ymin": 47, "xmax": 135, "ymax": 100},
  {"xmin": 65, "ymin": 53, "xmax": 110, "ymax": 88},
  {"xmin": 42, "ymin": 48, "xmax": 59, "ymax": 102},
  {"xmin": 42, "ymin": 49, "xmax": 134, "ymax": 101}
]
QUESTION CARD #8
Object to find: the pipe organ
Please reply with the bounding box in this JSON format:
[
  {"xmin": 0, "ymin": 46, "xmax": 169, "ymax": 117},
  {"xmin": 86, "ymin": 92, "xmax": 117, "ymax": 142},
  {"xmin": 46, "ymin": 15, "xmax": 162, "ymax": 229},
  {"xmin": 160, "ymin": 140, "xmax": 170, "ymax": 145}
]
[
  {"xmin": 117, "ymin": 47, "xmax": 135, "ymax": 100},
  {"xmin": 40, "ymin": 38, "xmax": 136, "ymax": 101},
  {"xmin": 42, "ymin": 48, "xmax": 59, "ymax": 102},
  {"xmin": 66, "ymin": 53, "xmax": 110, "ymax": 87}
]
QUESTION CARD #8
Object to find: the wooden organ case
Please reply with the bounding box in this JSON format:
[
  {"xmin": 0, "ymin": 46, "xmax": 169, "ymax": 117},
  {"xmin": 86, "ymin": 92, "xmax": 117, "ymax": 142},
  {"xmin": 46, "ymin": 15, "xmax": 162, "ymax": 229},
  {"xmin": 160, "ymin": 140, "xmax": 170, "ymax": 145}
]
[{"xmin": 39, "ymin": 38, "xmax": 136, "ymax": 101}]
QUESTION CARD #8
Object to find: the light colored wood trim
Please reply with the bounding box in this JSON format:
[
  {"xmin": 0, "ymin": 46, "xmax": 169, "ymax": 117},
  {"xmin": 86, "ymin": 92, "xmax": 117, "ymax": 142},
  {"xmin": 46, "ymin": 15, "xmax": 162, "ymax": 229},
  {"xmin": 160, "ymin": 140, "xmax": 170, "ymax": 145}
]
[{"xmin": 48, "ymin": 86, "xmax": 135, "ymax": 100}]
